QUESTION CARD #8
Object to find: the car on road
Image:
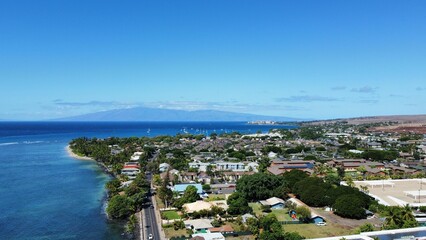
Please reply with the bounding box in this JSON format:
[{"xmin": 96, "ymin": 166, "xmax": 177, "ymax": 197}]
[
  {"xmin": 148, "ymin": 233, "xmax": 153, "ymax": 239},
  {"xmin": 316, "ymin": 222, "xmax": 326, "ymax": 226}
]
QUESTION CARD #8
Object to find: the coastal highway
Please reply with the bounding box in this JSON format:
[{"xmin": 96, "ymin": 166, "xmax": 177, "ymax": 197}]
[{"xmin": 143, "ymin": 172, "xmax": 161, "ymax": 240}]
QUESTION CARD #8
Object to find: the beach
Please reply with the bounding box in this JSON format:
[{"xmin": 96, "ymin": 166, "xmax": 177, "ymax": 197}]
[{"xmin": 66, "ymin": 145, "xmax": 94, "ymax": 161}]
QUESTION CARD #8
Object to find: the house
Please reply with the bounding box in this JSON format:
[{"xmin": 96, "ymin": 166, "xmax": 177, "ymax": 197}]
[
  {"xmin": 180, "ymin": 172, "xmax": 198, "ymax": 182},
  {"xmin": 184, "ymin": 219, "xmax": 213, "ymax": 232},
  {"xmin": 241, "ymin": 213, "xmax": 256, "ymax": 223},
  {"xmin": 130, "ymin": 151, "xmax": 144, "ymax": 161},
  {"xmin": 215, "ymin": 161, "xmax": 245, "ymax": 171},
  {"xmin": 311, "ymin": 215, "xmax": 326, "ymax": 224},
  {"xmin": 268, "ymin": 152, "xmax": 278, "ymax": 158},
  {"xmin": 245, "ymin": 162, "xmax": 259, "ymax": 172},
  {"xmin": 183, "ymin": 201, "xmax": 214, "ymax": 213},
  {"xmin": 329, "ymin": 159, "xmax": 385, "ymax": 172},
  {"xmin": 208, "ymin": 225, "xmax": 234, "ymax": 234},
  {"xmin": 173, "ymin": 183, "xmax": 203, "ymax": 194},
  {"xmin": 211, "ymin": 183, "xmax": 236, "ymax": 194},
  {"xmin": 222, "ymin": 171, "xmax": 255, "ymax": 182},
  {"xmin": 189, "ymin": 161, "xmax": 211, "ymax": 172},
  {"xmin": 267, "ymin": 160, "xmax": 315, "ymax": 175},
  {"xmin": 191, "ymin": 233, "xmax": 225, "ymax": 240},
  {"xmin": 259, "ymin": 197, "xmax": 285, "ymax": 209},
  {"xmin": 124, "ymin": 162, "xmax": 140, "ymax": 168},
  {"xmin": 197, "ymin": 172, "xmax": 212, "ymax": 184},
  {"xmin": 183, "ymin": 200, "xmax": 229, "ymax": 214},
  {"xmin": 287, "ymin": 198, "xmax": 326, "ymax": 223},
  {"xmin": 159, "ymin": 163, "xmax": 170, "ymax": 172},
  {"xmin": 121, "ymin": 167, "xmax": 140, "ymax": 178}
]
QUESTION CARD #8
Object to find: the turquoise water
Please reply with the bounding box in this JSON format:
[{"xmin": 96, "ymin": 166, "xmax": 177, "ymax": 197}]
[{"xmin": 0, "ymin": 122, "xmax": 293, "ymax": 239}]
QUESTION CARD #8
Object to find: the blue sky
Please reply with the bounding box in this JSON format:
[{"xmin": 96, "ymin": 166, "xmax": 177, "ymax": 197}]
[{"xmin": 1, "ymin": 0, "xmax": 425, "ymax": 120}]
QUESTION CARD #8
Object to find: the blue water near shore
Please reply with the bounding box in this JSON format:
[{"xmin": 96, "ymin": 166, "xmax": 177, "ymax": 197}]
[{"xmin": 0, "ymin": 122, "xmax": 294, "ymax": 240}]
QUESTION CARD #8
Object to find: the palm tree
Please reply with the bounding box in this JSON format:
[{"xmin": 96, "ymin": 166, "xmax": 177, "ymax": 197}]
[
  {"xmin": 383, "ymin": 207, "xmax": 401, "ymax": 229},
  {"xmin": 400, "ymin": 204, "xmax": 415, "ymax": 222}
]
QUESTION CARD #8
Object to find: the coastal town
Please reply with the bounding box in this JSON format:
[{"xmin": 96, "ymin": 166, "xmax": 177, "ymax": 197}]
[{"xmin": 69, "ymin": 120, "xmax": 426, "ymax": 240}]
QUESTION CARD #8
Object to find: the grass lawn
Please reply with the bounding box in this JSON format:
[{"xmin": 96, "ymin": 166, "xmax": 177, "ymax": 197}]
[
  {"xmin": 155, "ymin": 195, "xmax": 165, "ymax": 209},
  {"xmin": 248, "ymin": 203, "xmax": 293, "ymax": 221},
  {"xmin": 161, "ymin": 210, "xmax": 181, "ymax": 220},
  {"xmin": 226, "ymin": 236, "xmax": 256, "ymax": 240},
  {"xmin": 249, "ymin": 202, "xmax": 262, "ymax": 215},
  {"xmin": 163, "ymin": 227, "xmax": 188, "ymax": 238},
  {"xmin": 283, "ymin": 223, "xmax": 355, "ymax": 238},
  {"xmin": 206, "ymin": 194, "xmax": 226, "ymax": 202},
  {"xmin": 272, "ymin": 209, "xmax": 293, "ymax": 222}
]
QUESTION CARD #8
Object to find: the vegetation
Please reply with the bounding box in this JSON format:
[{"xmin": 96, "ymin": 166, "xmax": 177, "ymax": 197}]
[
  {"xmin": 227, "ymin": 192, "xmax": 252, "ymax": 215},
  {"xmin": 247, "ymin": 214, "xmax": 304, "ymax": 240},
  {"xmin": 236, "ymin": 173, "xmax": 289, "ymax": 201},
  {"xmin": 333, "ymin": 194, "xmax": 367, "ymax": 219},
  {"xmin": 107, "ymin": 195, "xmax": 134, "ymax": 219},
  {"xmin": 382, "ymin": 205, "xmax": 418, "ymax": 230},
  {"xmin": 173, "ymin": 185, "xmax": 200, "ymax": 209}
]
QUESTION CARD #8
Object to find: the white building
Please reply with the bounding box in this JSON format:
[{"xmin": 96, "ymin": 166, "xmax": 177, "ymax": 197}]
[
  {"xmin": 188, "ymin": 160, "xmax": 211, "ymax": 172},
  {"xmin": 159, "ymin": 163, "xmax": 170, "ymax": 172},
  {"xmin": 215, "ymin": 161, "xmax": 245, "ymax": 171}
]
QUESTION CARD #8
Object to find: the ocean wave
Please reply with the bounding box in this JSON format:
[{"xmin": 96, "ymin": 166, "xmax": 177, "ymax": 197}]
[
  {"xmin": 0, "ymin": 142, "xmax": 19, "ymax": 146},
  {"xmin": 23, "ymin": 141, "xmax": 45, "ymax": 144}
]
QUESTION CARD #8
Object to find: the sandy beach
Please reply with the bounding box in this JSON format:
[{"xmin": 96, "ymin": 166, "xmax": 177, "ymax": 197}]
[{"xmin": 66, "ymin": 145, "xmax": 94, "ymax": 161}]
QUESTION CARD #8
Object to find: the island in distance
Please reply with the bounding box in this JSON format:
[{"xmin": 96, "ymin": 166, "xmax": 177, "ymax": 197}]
[{"xmin": 53, "ymin": 106, "xmax": 303, "ymax": 122}]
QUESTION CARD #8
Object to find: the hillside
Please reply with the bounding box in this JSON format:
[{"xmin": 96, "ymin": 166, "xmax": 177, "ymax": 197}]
[{"xmin": 54, "ymin": 107, "xmax": 299, "ymax": 122}]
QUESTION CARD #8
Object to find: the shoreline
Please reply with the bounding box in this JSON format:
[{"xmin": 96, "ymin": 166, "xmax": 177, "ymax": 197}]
[
  {"xmin": 66, "ymin": 145, "xmax": 94, "ymax": 161},
  {"xmin": 66, "ymin": 143, "xmax": 143, "ymax": 239}
]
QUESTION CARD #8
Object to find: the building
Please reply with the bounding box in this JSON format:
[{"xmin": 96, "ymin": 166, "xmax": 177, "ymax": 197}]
[
  {"xmin": 189, "ymin": 161, "xmax": 211, "ymax": 172},
  {"xmin": 191, "ymin": 233, "xmax": 225, "ymax": 240},
  {"xmin": 159, "ymin": 163, "xmax": 171, "ymax": 172},
  {"xmin": 184, "ymin": 219, "xmax": 213, "ymax": 232},
  {"xmin": 173, "ymin": 183, "xmax": 203, "ymax": 194},
  {"xmin": 215, "ymin": 161, "xmax": 245, "ymax": 171},
  {"xmin": 329, "ymin": 159, "xmax": 385, "ymax": 172},
  {"xmin": 259, "ymin": 197, "xmax": 285, "ymax": 209},
  {"xmin": 183, "ymin": 200, "xmax": 228, "ymax": 214},
  {"xmin": 267, "ymin": 160, "xmax": 315, "ymax": 175}
]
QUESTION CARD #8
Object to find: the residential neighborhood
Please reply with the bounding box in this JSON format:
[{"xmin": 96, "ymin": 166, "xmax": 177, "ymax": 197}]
[{"xmin": 69, "ymin": 121, "xmax": 426, "ymax": 240}]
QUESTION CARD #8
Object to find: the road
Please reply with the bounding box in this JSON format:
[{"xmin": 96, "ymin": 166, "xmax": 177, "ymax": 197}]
[{"xmin": 143, "ymin": 172, "xmax": 161, "ymax": 240}]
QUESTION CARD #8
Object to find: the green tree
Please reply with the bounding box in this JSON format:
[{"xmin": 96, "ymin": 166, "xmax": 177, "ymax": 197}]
[
  {"xmin": 237, "ymin": 173, "xmax": 288, "ymax": 201},
  {"xmin": 246, "ymin": 217, "xmax": 259, "ymax": 235},
  {"xmin": 227, "ymin": 192, "xmax": 252, "ymax": 215},
  {"xmin": 173, "ymin": 220, "xmax": 185, "ymax": 230},
  {"xmin": 282, "ymin": 170, "xmax": 309, "ymax": 192},
  {"xmin": 333, "ymin": 194, "xmax": 366, "ymax": 219},
  {"xmin": 295, "ymin": 206, "xmax": 311, "ymax": 223},
  {"xmin": 126, "ymin": 214, "xmax": 138, "ymax": 233},
  {"xmin": 324, "ymin": 173, "xmax": 340, "ymax": 186},
  {"xmin": 258, "ymin": 214, "xmax": 285, "ymax": 240},
  {"xmin": 107, "ymin": 195, "xmax": 134, "ymax": 219},
  {"xmin": 173, "ymin": 185, "xmax": 200, "ymax": 209},
  {"xmin": 202, "ymin": 184, "xmax": 211, "ymax": 192},
  {"xmin": 357, "ymin": 223, "xmax": 375, "ymax": 233},
  {"xmin": 337, "ymin": 167, "xmax": 345, "ymax": 179},
  {"xmin": 106, "ymin": 178, "xmax": 122, "ymax": 197}
]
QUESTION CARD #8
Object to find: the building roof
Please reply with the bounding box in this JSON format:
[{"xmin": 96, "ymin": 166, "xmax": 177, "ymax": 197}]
[
  {"xmin": 209, "ymin": 225, "xmax": 234, "ymax": 233},
  {"xmin": 260, "ymin": 197, "xmax": 285, "ymax": 206},
  {"xmin": 173, "ymin": 183, "xmax": 203, "ymax": 194},
  {"xmin": 183, "ymin": 201, "xmax": 213, "ymax": 213},
  {"xmin": 184, "ymin": 219, "xmax": 214, "ymax": 230},
  {"xmin": 191, "ymin": 233, "xmax": 225, "ymax": 240}
]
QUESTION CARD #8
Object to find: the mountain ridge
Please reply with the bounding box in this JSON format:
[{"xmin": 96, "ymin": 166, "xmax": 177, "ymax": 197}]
[{"xmin": 52, "ymin": 107, "xmax": 301, "ymax": 122}]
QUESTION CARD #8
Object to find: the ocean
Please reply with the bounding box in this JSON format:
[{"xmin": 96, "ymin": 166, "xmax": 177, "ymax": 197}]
[{"xmin": 0, "ymin": 121, "xmax": 294, "ymax": 240}]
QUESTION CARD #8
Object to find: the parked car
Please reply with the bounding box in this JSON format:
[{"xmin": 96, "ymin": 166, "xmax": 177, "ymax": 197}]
[{"xmin": 316, "ymin": 222, "xmax": 326, "ymax": 226}]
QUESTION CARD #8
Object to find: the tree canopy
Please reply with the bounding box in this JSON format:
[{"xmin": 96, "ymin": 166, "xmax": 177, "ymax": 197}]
[{"xmin": 236, "ymin": 173, "xmax": 289, "ymax": 201}]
